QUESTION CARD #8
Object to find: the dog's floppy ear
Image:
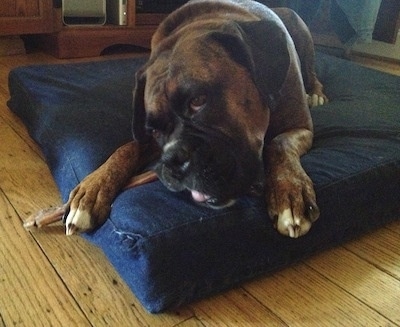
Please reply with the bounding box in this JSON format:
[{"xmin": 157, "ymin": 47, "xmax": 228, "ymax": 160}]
[
  {"xmin": 208, "ymin": 31, "xmax": 256, "ymax": 77},
  {"xmin": 238, "ymin": 19, "xmax": 290, "ymax": 105},
  {"xmin": 210, "ymin": 19, "xmax": 290, "ymax": 109},
  {"xmin": 132, "ymin": 67, "xmax": 151, "ymax": 144}
]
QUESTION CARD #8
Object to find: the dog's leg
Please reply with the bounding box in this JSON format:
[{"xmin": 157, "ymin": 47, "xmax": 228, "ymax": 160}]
[
  {"xmin": 24, "ymin": 141, "xmax": 159, "ymax": 235},
  {"xmin": 23, "ymin": 170, "xmax": 158, "ymax": 232},
  {"xmin": 294, "ymin": 31, "xmax": 328, "ymax": 107},
  {"xmin": 273, "ymin": 8, "xmax": 328, "ymax": 107},
  {"xmin": 303, "ymin": 61, "xmax": 328, "ymax": 108},
  {"xmin": 264, "ymin": 128, "xmax": 320, "ymax": 238},
  {"xmin": 63, "ymin": 141, "xmax": 159, "ymax": 235},
  {"xmin": 295, "ymin": 31, "xmax": 328, "ymax": 107}
]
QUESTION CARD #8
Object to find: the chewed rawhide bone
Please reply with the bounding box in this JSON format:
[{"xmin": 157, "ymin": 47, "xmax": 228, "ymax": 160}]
[
  {"xmin": 23, "ymin": 171, "xmax": 158, "ymax": 234},
  {"xmin": 24, "ymin": 204, "xmax": 68, "ymax": 229}
]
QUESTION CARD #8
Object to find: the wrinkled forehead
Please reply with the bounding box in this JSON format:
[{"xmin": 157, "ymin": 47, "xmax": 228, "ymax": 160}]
[
  {"xmin": 173, "ymin": 35, "xmax": 224, "ymax": 76},
  {"xmin": 144, "ymin": 59, "xmax": 217, "ymax": 115},
  {"xmin": 147, "ymin": 34, "xmax": 226, "ymax": 89}
]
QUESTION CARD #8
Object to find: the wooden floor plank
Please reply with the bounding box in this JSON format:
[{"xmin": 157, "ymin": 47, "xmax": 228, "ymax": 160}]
[
  {"xmin": 0, "ymin": 115, "xmax": 62, "ymax": 214},
  {"xmin": 244, "ymin": 262, "xmax": 396, "ymax": 327},
  {"xmin": 307, "ymin": 247, "xmax": 400, "ymax": 325},
  {"xmin": 175, "ymin": 317, "xmax": 206, "ymax": 327},
  {"xmin": 349, "ymin": 55, "xmax": 400, "ymax": 76},
  {"xmin": 192, "ymin": 287, "xmax": 286, "ymax": 327},
  {"xmin": 386, "ymin": 220, "xmax": 400, "ymax": 235},
  {"xmin": 345, "ymin": 225, "xmax": 400, "ymax": 279},
  {"xmin": 0, "ymin": 190, "xmax": 90, "ymax": 326}
]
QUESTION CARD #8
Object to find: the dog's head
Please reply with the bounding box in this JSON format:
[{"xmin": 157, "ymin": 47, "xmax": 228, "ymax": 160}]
[{"xmin": 132, "ymin": 19, "xmax": 290, "ymax": 208}]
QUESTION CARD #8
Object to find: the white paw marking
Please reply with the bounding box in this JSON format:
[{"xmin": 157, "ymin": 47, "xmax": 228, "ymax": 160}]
[
  {"xmin": 65, "ymin": 208, "xmax": 92, "ymax": 236},
  {"xmin": 276, "ymin": 208, "xmax": 312, "ymax": 238},
  {"xmin": 307, "ymin": 93, "xmax": 325, "ymax": 107}
]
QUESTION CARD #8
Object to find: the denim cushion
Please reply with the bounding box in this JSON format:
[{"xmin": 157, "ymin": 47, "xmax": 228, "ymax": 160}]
[{"xmin": 7, "ymin": 52, "xmax": 400, "ymax": 312}]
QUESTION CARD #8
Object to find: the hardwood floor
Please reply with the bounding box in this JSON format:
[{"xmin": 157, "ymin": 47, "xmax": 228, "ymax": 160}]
[{"xmin": 0, "ymin": 50, "xmax": 399, "ymax": 326}]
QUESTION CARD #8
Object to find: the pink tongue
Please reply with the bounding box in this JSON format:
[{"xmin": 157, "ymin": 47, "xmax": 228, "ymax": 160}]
[{"xmin": 191, "ymin": 190, "xmax": 211, "ymax": 203}]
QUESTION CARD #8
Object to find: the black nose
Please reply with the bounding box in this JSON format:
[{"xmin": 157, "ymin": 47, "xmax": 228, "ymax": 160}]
[{"xmin": 161, "ymin": 145, "xmax": 191, "ymax": 180}]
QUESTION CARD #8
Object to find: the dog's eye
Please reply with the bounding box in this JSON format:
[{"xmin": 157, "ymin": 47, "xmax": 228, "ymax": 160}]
[
  {"xmin": 146, "ymin": 127, "xmax": 161, "ymax": 139},
  {"xmin": 151, "ymin": 129, "xmax": 161, "ymax": 139},
  {"xmin": 189, "ymin": 95, "xmax": 207, "ymax": 113}
]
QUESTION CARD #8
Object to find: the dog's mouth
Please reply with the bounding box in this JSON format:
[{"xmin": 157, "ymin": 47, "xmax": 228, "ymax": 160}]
[
  {"xmin": 153, "ymin": 164, "xmax": 238, "ymax": 208},
  {"xmin": 154, "ymin": 160, "xmax": 241, "ymax": 209},
  {"xmin": 190, "ymin": 189, "xmax": 236, "ymax": 209},
  {"xmin": 154, "ymin": 132, "xmax": 263, "ymax": 209},
  {"xmin": 190, "ymin": 190, "xmax": 210, "ymax": 202}
]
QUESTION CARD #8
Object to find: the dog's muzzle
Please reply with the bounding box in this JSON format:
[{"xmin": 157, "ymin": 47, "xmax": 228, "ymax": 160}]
[{"xmin": 154, "ymin": 136, "xmax": 264, "ymax": 209}]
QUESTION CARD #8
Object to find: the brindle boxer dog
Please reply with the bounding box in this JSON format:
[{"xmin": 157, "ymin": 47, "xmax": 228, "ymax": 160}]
[{"xmin": 25, "ymin": 0, "xmax": 327, "ymax": 238}]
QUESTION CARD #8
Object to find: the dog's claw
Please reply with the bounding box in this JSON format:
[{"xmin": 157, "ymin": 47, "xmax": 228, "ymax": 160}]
[
  {"xmin": 305, "ymin": 204, "xmax": 320, "ymax": 223},
  {"xmin": 62, "ymin": 205, "xmax": 70, "ymax": 224},
  {"xmin": 307, "ymin": 93, "xmax": 328, "ymax": 108},
  {"xmin": 66, "ymin": 223, "xmax": 78, "ymax": 236},
  {"xmin": 63, "ymin": 208, "xmax": 93, "ymax": 236},
  {"xmin": 287, "ymin": 225, "xmax": 295, "ymax": 238},
  {"xmin": 274, "ymin": 208, "xmax": 313, "ymax": 238}
]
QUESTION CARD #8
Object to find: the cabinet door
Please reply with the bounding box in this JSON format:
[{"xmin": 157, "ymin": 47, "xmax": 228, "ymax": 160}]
[{"xmin": 0, "ymin": 0, "xmax": 53, "ymax": 35}]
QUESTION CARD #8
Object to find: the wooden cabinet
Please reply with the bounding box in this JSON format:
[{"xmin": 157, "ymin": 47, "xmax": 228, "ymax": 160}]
[
  {"xmin": 1, "ymin": 0, "xmax": 164, "ymax": 58},
  {"xmin": 31, "ymin": 0, "xmax": 164, "ymax": 58},
  {"xmin": 0, "ymin": 0, "xmax": 53, "ymax": 35}
]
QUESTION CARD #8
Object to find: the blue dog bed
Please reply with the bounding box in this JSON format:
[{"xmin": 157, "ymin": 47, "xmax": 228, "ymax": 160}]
[{"xmin": 7, "ymin": 52, "xmax": 400, "ymax": 313}]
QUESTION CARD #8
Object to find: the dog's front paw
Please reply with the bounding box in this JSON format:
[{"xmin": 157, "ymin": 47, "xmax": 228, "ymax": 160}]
[
  {"xmin": 64, "ymin": 171, "xmax": 116, "ymax": 235},
  {"xmin": 273, "ymin": 205, "xmax": 319, "ymax": 238},
  {"xmin": 64, "ymin": 204, "xmax": 108, "ymax": 236},
  {"xmin": 266, "ymin": 166, "xmax": 320, "ymax": 238},
  {"xmin": 307, "ymin": 92, "xmax": 328, "ymax": 107}
]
